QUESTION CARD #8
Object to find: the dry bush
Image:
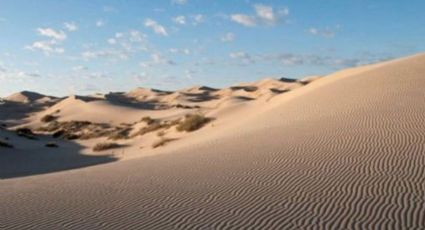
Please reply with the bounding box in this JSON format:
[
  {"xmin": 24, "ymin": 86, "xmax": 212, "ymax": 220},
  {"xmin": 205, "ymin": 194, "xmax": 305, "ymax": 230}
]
[
  {"xmin": 152, "ymin": 138, "xmax": 175, "ymax": 148},
  {"xmin": 16, "ymin": 128, "xmax": 37, "ymax": 140},
  {"xmin": 141, "ymin": 116, "xmax": 156, "ymax": 125},
  {"xmin": 93, "ymin": 142, "xmax": 122, "ymax": 152},
  {"xmin": 0, "ymin": 139, "xmax": 13, "ymax": 148},
  {"xmin": 136, "ymin": 122, "xmax": 164, "ymax": 136},
  {"xmin": 38, "ymin": 120, "xmax": 115, "ymax": 140},
  {"xmin": 108, "ymin": 127, "xmax": 132, "ymax": 140},
  {"xmin": 41, "ymin": 114, "xmax": 58, "ymax": 123},
  {"xmin": 176, "ymin": 114, "xmax": 211, "ymax": 132}
]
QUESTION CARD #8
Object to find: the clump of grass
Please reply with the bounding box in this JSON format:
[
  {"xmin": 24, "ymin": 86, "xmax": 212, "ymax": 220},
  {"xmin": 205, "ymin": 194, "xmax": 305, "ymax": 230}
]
[
  {"xmin": 176, "ymin": 114, "xmax": 211, "ymax": 132},
  {"xmin": 41, "ymin": 114, "xmax": 58, "ymax": 123},
  {"xmin": 152, "ymin": 138, "xmax": 175, "ymax": 148},
  {"xmin": 45, "ymin": 142, "xmax": 59, "ymax": 148},
  {"xmin": 141, "ymin": 116, "xmax": 156, "ymax": 125},
  {"xmin": 38, "ymin": 120, "xmax": 115, "ymax": 140},
  {"xmin": 93, "ymin": 142, "xmax": 122, "ymax": 152},
  {"xmin": 136, "ymin": 122, "xmax": 164, "ymax": 136},
  {"xmin": 108, "ymin": 127, "xmax": 132, "ymax": 140},
  {"xmin": 16, "ymin": 128, "xmax": 37, "ymax": 140},
  {"xmin": 0, "ymin": 139, "xmax": 13, "ymax": 148}
]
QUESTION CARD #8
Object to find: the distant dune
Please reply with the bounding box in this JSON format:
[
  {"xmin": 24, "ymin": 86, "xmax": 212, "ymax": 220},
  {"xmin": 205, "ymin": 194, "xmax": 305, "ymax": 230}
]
[{"xmin": 0, "ymin": 53, "xmax": 425, "ymax": 229}]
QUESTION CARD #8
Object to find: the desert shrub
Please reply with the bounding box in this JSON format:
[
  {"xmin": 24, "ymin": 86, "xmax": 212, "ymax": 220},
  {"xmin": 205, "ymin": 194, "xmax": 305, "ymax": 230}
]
[
  {"xmin": 176, "ymin": 114, "xmax": 211, "ymax": 132},
  {"xmin": 41, "ymin": 114, "xmax": 58, "ymax": 123},
  {"xmin": 0, "ymin": 139, "xmax": 13, "ymax": 148},
  {"xmin": 45, "ymin": 142, "xmax": 59, "ymax": 148},
  {"xmin": 136, "ymin": 122, "xmax": 164, "ymax": 136},
  {"xmin": 108, "ymin": 127, "xmax": 132, "ymax": 140},
  {"xmin": 93, "ymin": 142, "xmax": 122, "ymax": 152},
  {"xmin": 38, "ymin": 120, "xmax": 115, "ymax": 140},
  {"xmin": 141, "ymin": 116, "xmax": 156, "ymax": 125},
  {"xmin": 16, "ymin": 128, "xmax": 37, "ymax": 140},
  {"xmin": 152, "ymin": 138, "xmax": 175, "ymax": 148}
]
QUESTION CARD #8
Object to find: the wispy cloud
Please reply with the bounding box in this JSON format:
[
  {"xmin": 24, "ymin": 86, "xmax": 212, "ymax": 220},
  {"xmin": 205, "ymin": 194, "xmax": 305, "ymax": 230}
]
[
  {"xmin": 27, "ymin": 27, "xmax": 67, "ymax": 55},
  {"xmin": 140, "ymin": 53, "xmax": 175, "ymax": 67},
  {"xmin": 37, "ymin": 28, "xmax": 67, "ymax": 40},
  {"xmin": 172, "ymin": 15, "xmax": 186, "ymax": 25},
  {"xmin": 231, "ymin": 14, "xmax": 257, "ymax": 27},
  {"xmin": 221, "ymin": 32, "xmax": 235, "ymax": 42},
  {"xmin": 169, "ymin": 48, "xmax": 190, "ymax": 55},
  {"xmin": 81, "ymin": 30, "xmax": 148, "ymax": 61},
  {"xmin": 191, "ymin": 14, "xmax": 204, "ymax": 25},
  {"xmin": 64, "ymin": 22, "xmax": 78, "ymax": 32},
  {"xmin": 307, "ymin": 26, "xmax": 340, "ymax": 38},
  {"xmin": 231, "ymin": 4, "xmax": 289, "ymax": 27},
  {"xmin": 26, "ymin": 40, "xmax": 65, "ymax": 55},
  {"xmin": 229, "ymin": 51, "xmax": 255, "ymax": 64},
  {"xmin": 172, "ymin": 0, "xmax": 188, "ymax": 5},
  {"xmin": 144, "ymin": 18, "xmax": 168, "ymax": 36},
  {"xmin": 96, "ymin": 19, "xmax": 105, "ymax": 27}
]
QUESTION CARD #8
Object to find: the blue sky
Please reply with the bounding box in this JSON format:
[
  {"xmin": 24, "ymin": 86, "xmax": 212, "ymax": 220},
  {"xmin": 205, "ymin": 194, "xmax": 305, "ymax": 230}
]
[{"xmin": 0, "ymin": 0, "xmax": 424, "ymax": 96}]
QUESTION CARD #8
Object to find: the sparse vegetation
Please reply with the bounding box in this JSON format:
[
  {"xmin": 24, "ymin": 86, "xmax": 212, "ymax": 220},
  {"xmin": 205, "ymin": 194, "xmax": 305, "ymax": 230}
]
[
  {"xmin": 152, "ymin": 138, "xmax": 175, "ymax": 148},
  {"xmin": 176, "ymin": 114, "xmax": 211, "ymax": 132},
  {"xmin": 16, "ymin": 128, "xmax": 37, "ymax": 140},
  {"xmin": 136, "ymin": 121, "xmax": 164, "ymax": 136},
  {"xmin": 134, "ymin": 117, "xmax": 181, "ymax": 137},
  {"xmin": 141, "ymin": 116, "xmax": 156, "ymax": 125},
  {"xmin": 93, "ymin": 142, "xmax": 123, "ymax": 152},
  {"xmin": 45, "ymin": 142, "xmax": 59, "ymax": 148},
  {"xmin": 0, "ymin": 139, "xmax": 13, "ymax": 148},
  {"xmin": 41, "ymin": 114, "xmax": 58, "ymax": 123},
  {"xmin": 38, "ymin": 120, "xmax": 115, "ymax": 140},
  {"xmin": 108, "ymin": 127, "xmax": 132, "ymax": 140}
]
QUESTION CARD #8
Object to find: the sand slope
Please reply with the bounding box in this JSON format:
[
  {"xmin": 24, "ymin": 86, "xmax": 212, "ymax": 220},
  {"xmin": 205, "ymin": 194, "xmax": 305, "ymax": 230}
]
[{"xmin": 0, "ymin": 54, "xmax": 425, "ymax": 229}]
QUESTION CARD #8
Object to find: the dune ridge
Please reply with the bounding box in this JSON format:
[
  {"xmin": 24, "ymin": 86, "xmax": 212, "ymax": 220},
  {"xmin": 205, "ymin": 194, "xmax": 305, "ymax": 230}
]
[{"xmin": 0, "ymin": 53, "xmax": 425, "ymax": 229}]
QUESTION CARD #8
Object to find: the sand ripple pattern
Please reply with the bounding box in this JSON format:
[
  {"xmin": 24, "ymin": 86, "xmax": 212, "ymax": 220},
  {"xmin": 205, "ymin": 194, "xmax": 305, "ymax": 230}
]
[{"xmin": 1, "ymin": 55, "xmax": 425, "ymax": 229}]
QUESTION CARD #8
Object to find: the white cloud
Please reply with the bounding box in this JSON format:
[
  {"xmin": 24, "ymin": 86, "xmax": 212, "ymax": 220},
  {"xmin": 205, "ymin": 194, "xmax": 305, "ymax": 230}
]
[
  {"xmin": 37, "ymin": 28, "xmax": 67, "ymax": 40},
  {"xmin": 140, "ymin": 53, "xmax": 175, "ymax": 67},
  {"xmin": 254, "ymin": 5, "xmax": 275, "ymax": 22},
  {"xmin": 172, "ymin": 15, "xmax": 186, "ymax": 25},
  {"xmin": 107, "ymin": 38, "xmax": 117, "ymax": 44},
  {"xmin": 72, "ymin": 65, "xmax": 88, "ymax": 71},
  {"xmin": 144, "ymin": 18, "xmax": 168, "ymax": 36},
  {"xmin": 169, "ymin": 48, "xmax": 190, "ymax": 55},
  {"xmin": 81, "ymin": 50, "xmax": 129, "ymax": 61},
  {"xmin": 307, "ymin": 26, "xmax": 338, "ymax": 38},
  {"xmin": 231, "ymin": 4, "xmax": 289, "ymax": 27},
  {"xmin": 230, "ymin": 14, "xmax": 256, "ymax": 27},
  {"xmin": 191, "ymin": 14, "xmax": 204, "ymax": 25},
  {"xmin": 26, "ymin": 40, "xmax": 65, "ymax": 55},
  {"xmin": 92, "ymin": 30, "xmax": 148, "ymax": 61},
  {"xmin": 221, "ymin": 32, "xmax": 235, "ymax": 42},
  {"xmin": 172, "ymin": 0, "xmax": 188, "ymax": 5},
  {"xmin": 64, "ymin": 22, "xmax": 78, "ymax": 32},
  {"xmin": 96, "ymin": 19, "xmax": 105, "ymax": 27},
  {"xmin": 229, "ymin": 51, "xmax": 255, "ymax": 64}
]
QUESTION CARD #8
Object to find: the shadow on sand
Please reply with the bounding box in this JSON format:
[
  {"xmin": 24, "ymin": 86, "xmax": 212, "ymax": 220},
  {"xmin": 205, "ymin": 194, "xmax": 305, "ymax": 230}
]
[{"xmin": 0, "ymin": 131, "xmax": 118, "ymax": 179}]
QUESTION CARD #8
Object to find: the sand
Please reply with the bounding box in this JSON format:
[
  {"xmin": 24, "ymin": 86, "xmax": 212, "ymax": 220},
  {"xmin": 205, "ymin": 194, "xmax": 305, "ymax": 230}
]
[{"xmin": 0, "ymin": 53, "xmax": 424, "ymax": 229}]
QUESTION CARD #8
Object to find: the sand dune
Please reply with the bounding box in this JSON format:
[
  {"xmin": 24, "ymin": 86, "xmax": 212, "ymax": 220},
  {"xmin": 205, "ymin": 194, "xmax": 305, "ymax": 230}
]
[{"xmin": 0, "ymin": 54, "xmax": 425, "ymax": 229}]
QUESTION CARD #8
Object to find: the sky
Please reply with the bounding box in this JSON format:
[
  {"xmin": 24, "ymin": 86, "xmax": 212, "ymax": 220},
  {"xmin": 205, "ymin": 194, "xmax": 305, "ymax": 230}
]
[{"xmin": 0, "ymin": 0, "xmax": 424, "ymax": 96}]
